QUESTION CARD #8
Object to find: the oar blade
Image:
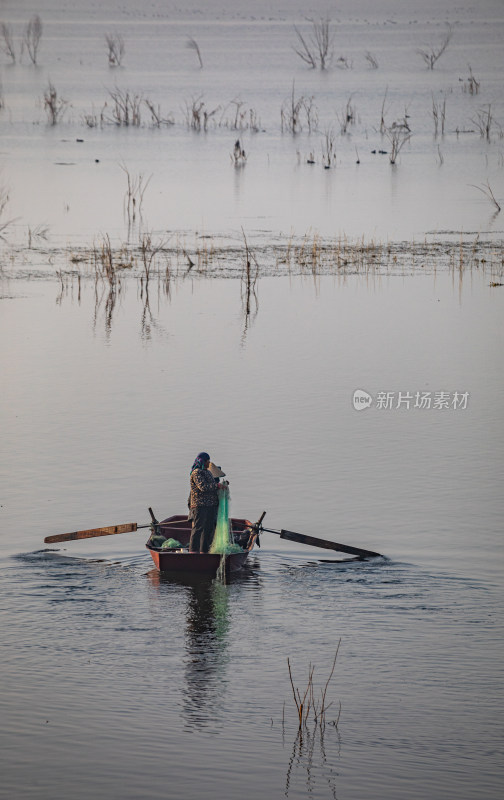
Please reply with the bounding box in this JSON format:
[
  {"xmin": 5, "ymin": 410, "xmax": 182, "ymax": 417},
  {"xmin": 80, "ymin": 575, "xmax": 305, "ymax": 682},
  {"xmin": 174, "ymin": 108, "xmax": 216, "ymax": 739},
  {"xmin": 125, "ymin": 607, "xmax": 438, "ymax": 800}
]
[
  {"xmin": 280, "ymin": 529, "xmax": 382, "ymax": 559},
  {"xmin": 44, "ymin": 522, "xmax": 138, "ymax": 544}
]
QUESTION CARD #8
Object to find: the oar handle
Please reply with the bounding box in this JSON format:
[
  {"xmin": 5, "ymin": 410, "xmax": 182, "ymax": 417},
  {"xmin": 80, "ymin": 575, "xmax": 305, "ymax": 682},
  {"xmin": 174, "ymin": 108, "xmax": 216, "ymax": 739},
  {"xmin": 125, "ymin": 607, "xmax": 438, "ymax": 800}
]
[
  {"xmin": 254, "ymin": 511, "xmax": 267, "ymax": 529},
  {"xmin": 148, "ymin": 507, "xmax": 162, "ymax": 538}
]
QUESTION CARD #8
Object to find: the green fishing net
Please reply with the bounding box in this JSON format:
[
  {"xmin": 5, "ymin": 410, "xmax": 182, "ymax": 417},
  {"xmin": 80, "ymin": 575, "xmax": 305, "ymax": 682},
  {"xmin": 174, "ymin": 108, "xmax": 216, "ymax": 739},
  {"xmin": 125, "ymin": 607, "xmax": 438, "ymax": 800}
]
[
  {"xmin": 149, "ymin": 535, "xmax": 167, "ymax": 548},
  {"xmin": 161, "ymin": 538, "xmax": 182, "ymax": 550},
  {"xmin": 210, "ymin": 485, "xmax": 244, "ymax": 555},
  {"xmin": 218, "ymin": 543, "xmax": 245, "ymax": 554}
]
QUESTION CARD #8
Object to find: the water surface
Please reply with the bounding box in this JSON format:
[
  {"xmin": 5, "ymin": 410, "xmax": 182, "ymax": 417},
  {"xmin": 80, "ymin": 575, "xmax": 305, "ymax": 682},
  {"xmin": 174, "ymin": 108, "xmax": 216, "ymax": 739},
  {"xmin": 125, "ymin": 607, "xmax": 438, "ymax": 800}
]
[
  {"xmin": 1, "ymin": 1, "xmax": 503, "ymax": 797},
  {"xmin": 1, "ymin": 271, "xmax": 502, "ymax": 799}
]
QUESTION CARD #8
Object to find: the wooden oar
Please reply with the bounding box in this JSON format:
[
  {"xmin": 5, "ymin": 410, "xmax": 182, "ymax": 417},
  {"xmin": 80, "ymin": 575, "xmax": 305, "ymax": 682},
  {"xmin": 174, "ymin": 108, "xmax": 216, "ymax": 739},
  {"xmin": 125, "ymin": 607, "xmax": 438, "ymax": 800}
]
[
  {"xmin": 44, "ymin": 511, "xmax": 192, "ymax": 545},
  {"xmin": 44, "ymin": 522, "xmax": 150, "ymax": 544},
  {"xmin": 260, "ymin": 525, "xmax": 382, "ymax": 559}
]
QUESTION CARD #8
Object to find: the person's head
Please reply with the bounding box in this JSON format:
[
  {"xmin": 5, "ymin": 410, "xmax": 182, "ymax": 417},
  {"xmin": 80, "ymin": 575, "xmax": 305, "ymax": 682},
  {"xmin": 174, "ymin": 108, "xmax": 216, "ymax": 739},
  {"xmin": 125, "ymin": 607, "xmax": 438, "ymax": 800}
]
[{"xmin": 191, "ymin": 452, "xmax": 210, "ymax": 472}]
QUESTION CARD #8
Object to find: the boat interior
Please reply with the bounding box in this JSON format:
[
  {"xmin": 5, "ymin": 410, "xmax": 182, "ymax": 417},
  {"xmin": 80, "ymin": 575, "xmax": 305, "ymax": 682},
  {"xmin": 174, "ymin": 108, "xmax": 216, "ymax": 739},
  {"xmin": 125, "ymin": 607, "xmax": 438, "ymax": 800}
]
[{"xmin": 147, "ymin": 515, "xmax": 256, "ymax": 551}]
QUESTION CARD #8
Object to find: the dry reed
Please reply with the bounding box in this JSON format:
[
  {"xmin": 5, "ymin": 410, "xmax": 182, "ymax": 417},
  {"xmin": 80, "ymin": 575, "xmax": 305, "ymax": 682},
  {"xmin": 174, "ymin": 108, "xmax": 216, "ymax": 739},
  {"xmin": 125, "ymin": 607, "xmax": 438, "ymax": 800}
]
[
  {"xmin": 105, "ymin": 32, "xmax": 124, "ymax": 67},
  {"xmin": 470, "ymin": 181, "xmax": 501, "ymax": 213},
  {"xmin": 287, "ymin": 642, "xmax": 341, "ymax": 731},
  {"xmin": 106, "ymin": 87, "xmax": 142, "ymax": 126},
  {"xmin": 471, "ymin": 105, "xmax": 493, "ymax": 141},
  {"xmin": 120, "ymin": 164, "xmax": 152, "ymax": 226},
  {"xmin": 43, "ymin": 82, "xmax": 68, "ymax": 125},
  {"xmin": 463, "ymin": 65, "xmax": 480, "ymax": 95},
  {"xmin": 186, "ymin": 36, "xmax": 203, "ymax": 68},
  {"xmin": 281, "ymin": 83, "xmax": 318, "ymax": 134}
]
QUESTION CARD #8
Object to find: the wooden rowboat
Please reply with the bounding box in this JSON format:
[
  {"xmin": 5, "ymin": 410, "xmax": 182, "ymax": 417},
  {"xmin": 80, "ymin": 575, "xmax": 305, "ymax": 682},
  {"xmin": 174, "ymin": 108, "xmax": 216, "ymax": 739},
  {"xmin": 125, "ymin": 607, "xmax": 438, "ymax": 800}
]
[
  {"xmin": 146, "ymin": 515, "xmax": 258, "ymax": 579},
  {"xmin": 44, "ymin": 510, "xmax": 382, "ymax": 574}
]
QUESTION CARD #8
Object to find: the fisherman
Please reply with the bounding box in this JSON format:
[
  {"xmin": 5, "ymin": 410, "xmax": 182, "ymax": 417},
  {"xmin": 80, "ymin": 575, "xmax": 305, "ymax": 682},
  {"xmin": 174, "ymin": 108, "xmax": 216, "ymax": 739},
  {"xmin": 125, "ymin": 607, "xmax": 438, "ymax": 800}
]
[{"xmin": 188, "ymin": 452, "xmax": 219, "ymax": 553}]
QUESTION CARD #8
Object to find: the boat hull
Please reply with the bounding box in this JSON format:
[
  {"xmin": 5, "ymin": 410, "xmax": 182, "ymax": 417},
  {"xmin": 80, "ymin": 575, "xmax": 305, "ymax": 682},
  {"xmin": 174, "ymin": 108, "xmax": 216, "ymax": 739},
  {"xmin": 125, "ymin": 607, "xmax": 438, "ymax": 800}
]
[{"xmin": 146, "ymin": 515, "xmax": 256, "ymax": 578}]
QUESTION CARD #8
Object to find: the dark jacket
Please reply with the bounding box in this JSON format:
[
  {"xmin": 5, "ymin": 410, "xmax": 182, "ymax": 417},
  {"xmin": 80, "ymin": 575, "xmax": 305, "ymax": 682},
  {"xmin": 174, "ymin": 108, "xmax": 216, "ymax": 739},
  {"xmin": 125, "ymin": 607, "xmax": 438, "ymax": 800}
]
[{"xmin": 189, "ymin": 468, "xmax": 218, "ymax": 508}]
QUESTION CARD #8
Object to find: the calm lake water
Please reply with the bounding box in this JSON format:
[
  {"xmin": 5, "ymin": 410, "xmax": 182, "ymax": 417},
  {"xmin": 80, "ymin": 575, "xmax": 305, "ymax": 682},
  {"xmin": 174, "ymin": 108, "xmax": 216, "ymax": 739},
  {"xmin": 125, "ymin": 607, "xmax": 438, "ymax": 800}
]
[
  {"xmin": 1, "ymin": 271, "xmax": 503, "ymax": 799},
  {"xmin": 1, "ymin": 0, "xmax": 503, "ymax": 798}
]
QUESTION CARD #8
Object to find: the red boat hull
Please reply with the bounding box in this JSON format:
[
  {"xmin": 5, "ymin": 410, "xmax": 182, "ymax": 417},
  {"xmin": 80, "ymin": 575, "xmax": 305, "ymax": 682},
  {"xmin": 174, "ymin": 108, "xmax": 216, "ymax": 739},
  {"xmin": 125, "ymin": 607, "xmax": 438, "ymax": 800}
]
[{"xmin": 146, "ymin": 515, "xmax": 257, "ymax": 579}]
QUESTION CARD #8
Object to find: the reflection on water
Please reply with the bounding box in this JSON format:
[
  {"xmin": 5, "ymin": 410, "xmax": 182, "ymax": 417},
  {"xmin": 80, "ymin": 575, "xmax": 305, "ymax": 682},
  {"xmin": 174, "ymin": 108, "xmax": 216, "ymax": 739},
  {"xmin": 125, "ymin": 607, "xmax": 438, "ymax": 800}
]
[
  {"xmin": 2, "ymin": 538, "xmax": 502, "ymax": 800},
  {"xmin": 139, "ymin": 283, "xmax": 171, "ymax": 343},
  {"xmin": 47, "ymin": 244, "xmax": 504, "ymax": 349},
  {"xmin": 284, "ymin": 725, "xmax": 341, "ymax": 800},
  {"xmin": 87, "ymin": 277, "xmax": 172, "ymax": 341},
  {"xmin": 282, "ymin": 639, "xmax": 343, "ymax": 799},
  {"xmin": 1, "ymin": 254, "xmax": 503, "ymax": 799},
  {"xmin": 94, "ymin": 280, "xmax": 122, "ymax": 338},
  {"xmin": 183, "ymin": 579, "xmax": 230, "ymax": 731},
  {"xmin": 146, "ymin": 570, "xmax": 248, "ymax": 731}
]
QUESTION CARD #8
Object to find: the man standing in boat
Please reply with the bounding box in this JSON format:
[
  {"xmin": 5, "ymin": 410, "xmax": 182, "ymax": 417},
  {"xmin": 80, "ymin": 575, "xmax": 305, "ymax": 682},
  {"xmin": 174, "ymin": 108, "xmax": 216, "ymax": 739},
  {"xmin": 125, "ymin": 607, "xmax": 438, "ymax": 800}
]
[{"xmin": 189, "ymin": 452, "xmax": 219, "ymax": 553}]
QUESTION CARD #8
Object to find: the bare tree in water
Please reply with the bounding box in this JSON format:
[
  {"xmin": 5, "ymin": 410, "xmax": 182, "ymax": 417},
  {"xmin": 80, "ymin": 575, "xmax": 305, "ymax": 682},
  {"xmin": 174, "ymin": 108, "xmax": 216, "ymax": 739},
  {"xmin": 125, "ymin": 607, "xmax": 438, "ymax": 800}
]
[
  {"xmin": 23, "ymin": 15, "xmax": 42, "ymax": 64},
  {"xmin": 0, "ymin": 22, "xmax": 16, "ymax": 64},
  {"xmin": 293, "ymin": 18, "xmax": 334, "ymax": 70},
  {"xmin": 417, "ymin": 25, "xmax": 453, "ymax": 70}
]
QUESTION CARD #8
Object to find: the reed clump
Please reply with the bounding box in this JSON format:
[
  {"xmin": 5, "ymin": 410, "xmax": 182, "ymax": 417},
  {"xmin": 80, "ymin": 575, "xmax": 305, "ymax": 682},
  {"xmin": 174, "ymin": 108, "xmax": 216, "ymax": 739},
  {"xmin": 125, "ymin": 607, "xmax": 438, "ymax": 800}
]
[
  {"xmin": 144, "ymin": 99, "xmax": 174, "ymax": 127},
  {"xmin": 195, "ymin": 236, "xmax": 215, "ymax": 271},
  {"xmin": 287, "ymin": 642, "xmax": 341, "ymax": 731},
  {"xmin": 471, "ymin": 105, "xmax": 494, "ymax": 141},
  {"xmin": 43, "ymin": 82, "xmax": 68, "ymax": 125},
  {"xmin": 321, "ymin": 128, "xmax": 335, "ymax": 168},
  {"xmin": 92, "ymin": 234, "xmax": 133, "ymax": 286},
  {"xmin": 105, "ymin": 87, "xmax": 142, "ymax": 126},
  {"xmin": 93, "ymin": 234, "xmax": 116, "ymax": 285},
  {"xmin": 385, "ymin": 123, "xmax": 412, "ymax": 165},
  {"xmin": 432, "ymin": 94, "xmax": 447, "ymax": 137},
  {"xmin": 221, "ymin": 99, "xmax": 261, "ymax": 132},
  {"xmin": 462, "ymin": 65, "xmax": 480, "ymax": 95},
  {"xmin": 105, "ymin": 32, "xmax": 124, "ymax": 67},
  {"xmin": 184, "ymin": 96, "xmax": 220, "ymax": 131},
  {"xmin": 26, "ymin": 231, "xmax": 504, "ymax": 288},
  {"xmin": 281, "ymin": 83, "xmax": 318, "ymax": 134},
  {"xmin": 138, "ymin": 232, "xmax": 169, "ymax": 285},
  {"xmin": 120, "ymin": 164, "xmax": 152, "ymax": 227},
  {"xmin": 338, "ymin": 95, "xmax": 356, "ymax": 135}
]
